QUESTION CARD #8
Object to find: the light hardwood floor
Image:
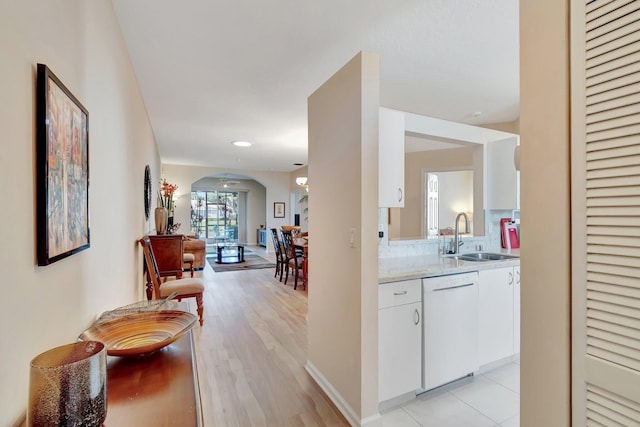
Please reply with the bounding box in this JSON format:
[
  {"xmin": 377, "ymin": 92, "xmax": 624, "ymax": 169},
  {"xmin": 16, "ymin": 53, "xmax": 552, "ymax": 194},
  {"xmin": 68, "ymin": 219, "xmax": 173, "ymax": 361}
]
[{"xmin": 190, "ymin": 249, "xmax": 349, "ymax": 426}]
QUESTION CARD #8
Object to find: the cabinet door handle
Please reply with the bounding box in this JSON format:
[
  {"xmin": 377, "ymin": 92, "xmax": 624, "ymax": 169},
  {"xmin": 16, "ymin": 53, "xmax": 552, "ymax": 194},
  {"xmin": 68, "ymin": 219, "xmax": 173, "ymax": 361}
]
[
  {"xmin": 414, "ymin": 309, "xmax": 420, "ymax": 325},
  {"xmin": 509, "ymin": 271, "xmax": 514, "ymax": 286},
  {"xmin": 517, "ymin": 270, "xmax": 520, "ymax": 285},
  {"xmin": 398, "ymin": 188, "xmax": 403, "ymax": 202},
  {"xmin": 393, "ymin": 290, "xmax": 408, "ymax": 296}
]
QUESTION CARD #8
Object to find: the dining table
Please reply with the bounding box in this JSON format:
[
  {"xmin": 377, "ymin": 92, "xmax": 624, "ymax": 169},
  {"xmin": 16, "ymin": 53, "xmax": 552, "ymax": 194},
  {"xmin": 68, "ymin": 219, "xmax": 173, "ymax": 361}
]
[{"xmin": 293, "ymin": 237, "xmax": 308, "ymax": 286}]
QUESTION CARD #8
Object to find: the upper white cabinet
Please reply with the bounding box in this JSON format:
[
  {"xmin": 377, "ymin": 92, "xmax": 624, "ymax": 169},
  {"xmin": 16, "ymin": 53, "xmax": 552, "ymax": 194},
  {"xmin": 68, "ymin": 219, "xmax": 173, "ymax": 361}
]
[
  {"xmin": 378, "ymin": 107, "xmax": 405, "ymax": 207},
  {"xmin": 485, "ymin": 137, "xmax": 520, "ymax": 210}
]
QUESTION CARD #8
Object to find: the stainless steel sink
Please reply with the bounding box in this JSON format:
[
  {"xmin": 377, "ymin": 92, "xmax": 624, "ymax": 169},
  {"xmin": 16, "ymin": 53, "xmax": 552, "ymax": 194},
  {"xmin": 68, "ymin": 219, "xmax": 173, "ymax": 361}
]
[{"xmin": 447, "ymin": 252, "xmax": 519, "ymax": 262}]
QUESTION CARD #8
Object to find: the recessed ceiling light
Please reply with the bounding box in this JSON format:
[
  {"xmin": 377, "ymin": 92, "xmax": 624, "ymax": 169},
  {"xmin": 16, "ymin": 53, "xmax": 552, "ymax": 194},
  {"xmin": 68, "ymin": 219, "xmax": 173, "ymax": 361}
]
[
  {"xmin": 471, "ymin": 111, "xmax": 483, "ymax": 117},
  {"xmin": 232, "ymin": 141, "xmax": 252, "ymax": 147}
]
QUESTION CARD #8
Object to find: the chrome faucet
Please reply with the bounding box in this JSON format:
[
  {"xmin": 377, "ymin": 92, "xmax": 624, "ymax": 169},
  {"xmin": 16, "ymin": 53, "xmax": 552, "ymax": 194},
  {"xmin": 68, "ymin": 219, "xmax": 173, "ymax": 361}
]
[{"xmin": 449, "ymin": 212, "xmax": 470, "ymax": 254}]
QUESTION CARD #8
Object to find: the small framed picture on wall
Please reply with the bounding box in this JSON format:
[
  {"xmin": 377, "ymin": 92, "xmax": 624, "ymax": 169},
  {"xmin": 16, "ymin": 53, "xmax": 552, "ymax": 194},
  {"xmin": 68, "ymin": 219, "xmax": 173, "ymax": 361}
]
[{"xmin": 274, "ymin": 202, "xmax": 285, "ymax": 218}]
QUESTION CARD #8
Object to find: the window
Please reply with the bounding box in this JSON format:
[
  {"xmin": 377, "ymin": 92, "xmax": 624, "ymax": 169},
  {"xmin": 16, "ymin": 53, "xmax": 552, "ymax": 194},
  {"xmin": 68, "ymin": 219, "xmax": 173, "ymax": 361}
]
[{"xmin": 191, "ymin": 191, "xmax": 239, "ymax": 242}]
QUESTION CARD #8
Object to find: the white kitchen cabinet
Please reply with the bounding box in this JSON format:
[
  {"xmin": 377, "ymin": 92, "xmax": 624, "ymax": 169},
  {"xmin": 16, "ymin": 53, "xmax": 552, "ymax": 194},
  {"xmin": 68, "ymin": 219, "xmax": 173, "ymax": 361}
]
[
  {"xmin": 378, "ymin": 107, "xmax": 405, "ymax": 207},
  {"xmin": 378, "ymin": 279, "xmax": 421, "ymax": 402},
  {"xmin": 485, "ymin": 137, "xmax": 520, "ymax": 210},
  {"xmin": 478, "ymin": 266, "xmax": 516, "ymax": 366},
  {"xmin": 513, "ymin": 265, "xmax": 520, "ymax": 354}
]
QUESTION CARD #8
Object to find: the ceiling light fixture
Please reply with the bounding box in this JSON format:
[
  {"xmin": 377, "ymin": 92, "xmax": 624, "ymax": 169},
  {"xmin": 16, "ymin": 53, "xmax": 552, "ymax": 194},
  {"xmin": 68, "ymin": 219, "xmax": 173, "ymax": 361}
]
[
  {"xmin": 220, "ymin": 179, "xmax": 240, "ymax": 188},
  {"xmin": 231, "ymin": 140, "xmax": 252, "ymax": 147},
  {"xmin": 296, "ymin": 177, "xmax": 309, "ymax": 192}
]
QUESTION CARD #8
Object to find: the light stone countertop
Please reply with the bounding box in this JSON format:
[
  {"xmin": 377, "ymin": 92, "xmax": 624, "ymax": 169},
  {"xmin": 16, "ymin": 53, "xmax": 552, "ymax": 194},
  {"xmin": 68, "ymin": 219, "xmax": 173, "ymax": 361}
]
[{"xmin": 378, "ymin": 248, "xmax": 520, "ymax": 284}]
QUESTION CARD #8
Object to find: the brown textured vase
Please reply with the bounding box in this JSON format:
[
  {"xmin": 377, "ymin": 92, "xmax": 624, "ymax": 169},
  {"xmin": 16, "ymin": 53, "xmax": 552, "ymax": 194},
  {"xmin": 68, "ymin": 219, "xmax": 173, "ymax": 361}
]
[
  {"xmin": 155, "ymin": 207, "xmax": 168, "ymax": 235},
  {"xmin": 28, "ymin": 341, "xmax": 107, "ymax": 427}
]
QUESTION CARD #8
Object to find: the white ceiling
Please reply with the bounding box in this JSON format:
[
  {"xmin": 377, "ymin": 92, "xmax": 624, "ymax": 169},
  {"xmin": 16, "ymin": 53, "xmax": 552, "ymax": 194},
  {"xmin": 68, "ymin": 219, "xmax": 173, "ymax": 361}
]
[{"xmin": 111, "ymin": 0, "xmax": 519, "ymax": 172}]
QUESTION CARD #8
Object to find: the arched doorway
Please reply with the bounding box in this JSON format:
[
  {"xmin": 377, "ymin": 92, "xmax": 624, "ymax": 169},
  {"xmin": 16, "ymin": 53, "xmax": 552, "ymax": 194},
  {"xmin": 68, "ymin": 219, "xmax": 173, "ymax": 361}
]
[{"xmin": 190, "ymin": 173, "xmax": 266, "ymax": 246}]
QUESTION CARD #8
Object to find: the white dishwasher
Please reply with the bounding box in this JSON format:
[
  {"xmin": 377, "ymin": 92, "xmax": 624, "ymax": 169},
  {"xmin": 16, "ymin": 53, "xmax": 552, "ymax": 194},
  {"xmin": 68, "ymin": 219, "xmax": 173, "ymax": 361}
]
[{"xmin": 422, "ymin": 271, "xmax": 479, "ymax": 391}]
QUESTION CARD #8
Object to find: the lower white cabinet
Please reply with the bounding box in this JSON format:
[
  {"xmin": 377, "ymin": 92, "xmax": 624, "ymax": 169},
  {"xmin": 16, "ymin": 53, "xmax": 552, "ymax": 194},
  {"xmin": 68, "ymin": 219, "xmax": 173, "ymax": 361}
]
[
  {"xmin": 378, "ymin": 279, "xmax": 422, "ymax": 402},
  {"xmin": 478, "ymin": 266, "xmax": 517, "ymax": 366}
]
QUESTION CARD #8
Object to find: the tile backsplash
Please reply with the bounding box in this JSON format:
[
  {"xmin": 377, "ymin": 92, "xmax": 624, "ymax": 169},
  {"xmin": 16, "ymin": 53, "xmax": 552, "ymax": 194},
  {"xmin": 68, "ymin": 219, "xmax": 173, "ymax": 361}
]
[{"xmin": 378, "ymin": 208, "xmax": 518, "ymax": 258}]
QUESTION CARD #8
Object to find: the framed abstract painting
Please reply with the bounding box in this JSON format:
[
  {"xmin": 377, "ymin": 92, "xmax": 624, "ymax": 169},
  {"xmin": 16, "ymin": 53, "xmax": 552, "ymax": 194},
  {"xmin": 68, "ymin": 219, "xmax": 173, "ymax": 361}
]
[{"xmin": 36, "ymin": 64, "xmax": 90, "ymax": 265}]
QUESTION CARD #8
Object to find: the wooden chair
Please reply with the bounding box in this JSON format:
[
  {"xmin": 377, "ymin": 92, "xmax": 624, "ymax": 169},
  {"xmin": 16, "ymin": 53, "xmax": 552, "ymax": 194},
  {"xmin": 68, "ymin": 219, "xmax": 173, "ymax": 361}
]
[
  {"xmin": 281, "ymin": 227, "xmax": 303, "ymax": 257},
  {"xmin": 183, "ymin": 252, "xmax": 195, "ymax": 277},
  {"xmin": 148, "ymin": 234, "xmax": 184, "ymax": 279},
  {"xmin": 138, "ymin": 237, "xmax": 205, "ymax": 326},
  {"xmin": 269, "ymin": 228, "xmax": 286, "ymax": 281},
  {"xmin": 281, "ymin": 230, "xmax": 305, "ymax": 290}
]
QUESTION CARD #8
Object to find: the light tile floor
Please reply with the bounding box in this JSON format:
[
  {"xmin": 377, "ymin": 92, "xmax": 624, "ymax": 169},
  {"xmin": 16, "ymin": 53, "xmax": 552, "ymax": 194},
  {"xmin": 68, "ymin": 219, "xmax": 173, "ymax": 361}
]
[{"xmin": 381, "ymin": 360, "xmax": 520, "ymax": 427}]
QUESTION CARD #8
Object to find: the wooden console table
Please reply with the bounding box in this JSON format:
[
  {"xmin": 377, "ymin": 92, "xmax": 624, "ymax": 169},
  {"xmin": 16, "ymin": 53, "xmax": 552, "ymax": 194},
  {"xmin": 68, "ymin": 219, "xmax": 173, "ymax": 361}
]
[
  {"xmin": 20, "ymin": 330, "xmax": 203, "ymax": 427},
  {"xmin": 104, "ymin": 330, "xmax": 203, "ymax": 426}
]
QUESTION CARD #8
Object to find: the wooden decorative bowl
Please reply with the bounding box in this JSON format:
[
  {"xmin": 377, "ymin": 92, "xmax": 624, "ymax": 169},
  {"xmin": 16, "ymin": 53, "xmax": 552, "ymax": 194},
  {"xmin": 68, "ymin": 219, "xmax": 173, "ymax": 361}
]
[{"xmin": 78, "ymin": 310, "xmax": 197, "ymax": 357}]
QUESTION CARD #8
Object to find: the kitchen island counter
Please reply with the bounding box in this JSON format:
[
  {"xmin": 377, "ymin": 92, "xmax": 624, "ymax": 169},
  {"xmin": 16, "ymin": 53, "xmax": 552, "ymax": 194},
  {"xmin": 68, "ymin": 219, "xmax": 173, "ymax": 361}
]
[{"xmin": 379, "ymin": 249, "xmax": 520, "ymax": 284}]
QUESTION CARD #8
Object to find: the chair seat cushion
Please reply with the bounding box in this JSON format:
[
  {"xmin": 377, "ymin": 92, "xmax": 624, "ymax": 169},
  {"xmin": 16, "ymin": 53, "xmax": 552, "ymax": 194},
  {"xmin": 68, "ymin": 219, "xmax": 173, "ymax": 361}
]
[
  {"xmin": 160, "ymin": 277, "xmax": 205, "ymax": 296},
  {"xmin": 289, "ymin": 257, "xmax": 305, "ymax": 266},
  {"xmin": 183, "ymin": 253, "xmax": 195, "ymax": 262}
]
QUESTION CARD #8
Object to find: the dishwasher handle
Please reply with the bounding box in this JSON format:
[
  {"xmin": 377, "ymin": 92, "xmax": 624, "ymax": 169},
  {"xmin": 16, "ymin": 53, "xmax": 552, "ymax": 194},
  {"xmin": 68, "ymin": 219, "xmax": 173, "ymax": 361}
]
[{"xmin": 432, "ymin": 282, "xmax": 475, "ymax": 292}]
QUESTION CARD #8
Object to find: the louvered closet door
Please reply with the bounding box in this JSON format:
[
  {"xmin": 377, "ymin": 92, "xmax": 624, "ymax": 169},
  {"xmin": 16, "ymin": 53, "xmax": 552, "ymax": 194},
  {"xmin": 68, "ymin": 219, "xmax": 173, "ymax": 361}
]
[{"xmin": 572, "ymin": 1, "xmax": 640, "ymax": 425}]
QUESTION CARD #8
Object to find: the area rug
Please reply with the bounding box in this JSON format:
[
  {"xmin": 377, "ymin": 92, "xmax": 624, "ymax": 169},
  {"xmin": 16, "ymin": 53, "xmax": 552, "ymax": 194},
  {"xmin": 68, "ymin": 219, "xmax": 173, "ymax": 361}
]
[{"xmin": 207, "ymin": 253, "xmax": 276, "ymax": 273}]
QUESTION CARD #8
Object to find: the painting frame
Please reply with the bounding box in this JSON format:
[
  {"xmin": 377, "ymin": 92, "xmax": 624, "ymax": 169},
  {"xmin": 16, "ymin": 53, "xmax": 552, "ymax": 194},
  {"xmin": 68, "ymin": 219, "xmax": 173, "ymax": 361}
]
[
  {"xmin": 36, "ymin": 64, "xmax": 90, "ymax": 266},
  {"xmin": 273, "ymin": 202, "xmax": 285, "ymax": 218}
]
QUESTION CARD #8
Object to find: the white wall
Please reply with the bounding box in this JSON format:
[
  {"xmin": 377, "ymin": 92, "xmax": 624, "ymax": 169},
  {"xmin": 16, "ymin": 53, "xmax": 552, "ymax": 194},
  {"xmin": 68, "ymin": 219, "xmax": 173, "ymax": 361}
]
[
  {"xmin": 520, "ymin": 0, "xmax": 571, "ymax": 425},
  {"xmin": 400, "ymin": 147, "xmax": 476, "ymax": 238},
  {"xmin": 307, "ymin": 51, "xmax": 380, "ymax": 425},
  {"xmin": 437, "ymin": 170, "xmax": 474, "ymax": 231},
  {"xmin": 0, "ymin": 1, "xmax": 159, "ymax": 424}
]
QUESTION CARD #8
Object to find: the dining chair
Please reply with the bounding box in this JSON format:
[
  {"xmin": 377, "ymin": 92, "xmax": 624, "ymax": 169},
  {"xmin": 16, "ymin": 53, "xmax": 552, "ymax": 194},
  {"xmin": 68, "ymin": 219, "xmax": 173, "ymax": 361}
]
[
  {"xmin": 269, "ymin": 228, "xmax": 286, "ymax": 281},
  {"xmin": 281, "ymin": 230, "xmax": 305, "ymax": 290},
  {"xmin": 138, "ymin": 236, "xmax": 205, "ymax": 326},
  {"xmin": 281, "ymin": 227, "xmax": 304, "ymax": 257}
]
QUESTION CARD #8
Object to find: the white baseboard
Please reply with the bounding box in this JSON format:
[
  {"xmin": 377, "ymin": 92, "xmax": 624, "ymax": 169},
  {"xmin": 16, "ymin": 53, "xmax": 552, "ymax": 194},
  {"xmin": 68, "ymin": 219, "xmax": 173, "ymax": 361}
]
[
  {"xmin": 478, "ymin": 353, "xmax": 520, "ymax": 374},
  {"xmin": 361, "ymin": 413, "xmax": 383, "ymax": 427},
  {"xmin": 305, "ymin": 360, "xmax": 382, "ymax": 427}
]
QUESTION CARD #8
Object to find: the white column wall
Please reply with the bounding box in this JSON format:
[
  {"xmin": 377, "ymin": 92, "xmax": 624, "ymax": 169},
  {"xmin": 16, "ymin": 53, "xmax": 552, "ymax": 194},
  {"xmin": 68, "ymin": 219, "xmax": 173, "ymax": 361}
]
[
  {"xmin": 306, "ymin": 51, "xmax": 380, "ymax": 425},
  {"xmin": 520, "ymin": 0, "xmax": 572, "ymax": 425}
]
